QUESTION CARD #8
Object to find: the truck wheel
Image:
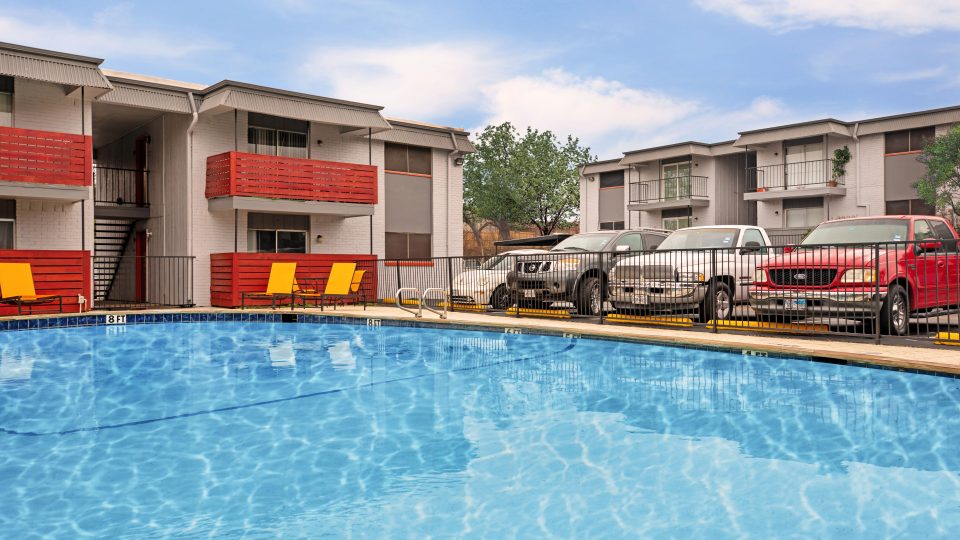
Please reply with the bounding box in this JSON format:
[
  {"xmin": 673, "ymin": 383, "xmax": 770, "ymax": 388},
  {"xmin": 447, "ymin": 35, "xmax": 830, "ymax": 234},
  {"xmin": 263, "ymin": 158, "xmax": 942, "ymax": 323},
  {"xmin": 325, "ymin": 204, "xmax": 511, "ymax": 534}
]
[
  {"xmin": 699, "ymin": 281, "xmax": 733, "ymax": 323},
  {"xmin": 880, "ymin": 284, "xmax": 910, "ymax": 336},
  {"xmin": 575, "ymin": 276, "xmax": 602, "ymax": 316},
  {"xmin": 490, "ymin": 285, "xmax": 510, "ymax": 310}
]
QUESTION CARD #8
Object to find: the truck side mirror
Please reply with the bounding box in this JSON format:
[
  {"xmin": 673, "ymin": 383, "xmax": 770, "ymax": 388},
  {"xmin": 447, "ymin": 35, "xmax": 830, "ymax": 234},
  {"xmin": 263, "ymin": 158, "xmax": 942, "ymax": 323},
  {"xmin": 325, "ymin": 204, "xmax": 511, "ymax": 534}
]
[{"xmin": 917, "ymin": 241, "xmax": 942, "ymax": 253}]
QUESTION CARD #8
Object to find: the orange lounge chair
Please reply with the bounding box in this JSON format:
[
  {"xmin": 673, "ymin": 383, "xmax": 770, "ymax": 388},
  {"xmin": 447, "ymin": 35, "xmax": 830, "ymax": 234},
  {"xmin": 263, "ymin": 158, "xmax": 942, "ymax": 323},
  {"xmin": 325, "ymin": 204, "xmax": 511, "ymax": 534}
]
[
  {"xmin": 295, "ymin": 262, "xmax": 366, "ymax": 310},
  {"xmin": 241, "ymin": 262, "xmax": 297, "ymax": 309},
  {"xmin": 0, "ymin": 263, "xmax": 63, "ymax": 315}
]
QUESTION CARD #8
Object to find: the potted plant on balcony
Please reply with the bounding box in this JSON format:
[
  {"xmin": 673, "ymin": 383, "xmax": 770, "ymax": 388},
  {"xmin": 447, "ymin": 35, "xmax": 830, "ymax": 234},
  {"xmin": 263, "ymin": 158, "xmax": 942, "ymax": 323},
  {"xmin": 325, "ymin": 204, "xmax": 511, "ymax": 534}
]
[{"xmin": 830, "ymin": 146, "xmax": 851, "ymax": 188}]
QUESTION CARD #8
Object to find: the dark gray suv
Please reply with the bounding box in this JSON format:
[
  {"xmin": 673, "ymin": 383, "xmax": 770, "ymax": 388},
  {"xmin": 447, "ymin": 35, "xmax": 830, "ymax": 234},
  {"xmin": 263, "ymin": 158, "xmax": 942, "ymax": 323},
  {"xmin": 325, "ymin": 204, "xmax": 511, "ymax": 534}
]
[{"xmin": 507, "ymin": 229, "xmax": 670, "ymax": 315}]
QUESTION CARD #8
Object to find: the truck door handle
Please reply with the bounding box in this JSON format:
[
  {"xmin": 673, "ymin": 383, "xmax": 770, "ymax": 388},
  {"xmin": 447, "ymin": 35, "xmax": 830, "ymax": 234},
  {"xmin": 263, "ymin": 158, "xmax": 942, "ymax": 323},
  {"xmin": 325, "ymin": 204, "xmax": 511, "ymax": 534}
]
[{"xmin": 938, "ymin": 261, "xmax": 946, "ymax": 268}]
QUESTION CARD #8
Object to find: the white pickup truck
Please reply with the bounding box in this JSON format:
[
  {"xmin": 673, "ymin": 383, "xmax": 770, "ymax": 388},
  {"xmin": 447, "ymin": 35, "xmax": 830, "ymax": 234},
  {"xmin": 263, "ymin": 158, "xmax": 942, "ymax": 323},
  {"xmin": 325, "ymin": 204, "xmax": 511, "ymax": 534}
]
[{"xmin": 608, "ymin": 225, "xmax": 772, "ymax": 321}]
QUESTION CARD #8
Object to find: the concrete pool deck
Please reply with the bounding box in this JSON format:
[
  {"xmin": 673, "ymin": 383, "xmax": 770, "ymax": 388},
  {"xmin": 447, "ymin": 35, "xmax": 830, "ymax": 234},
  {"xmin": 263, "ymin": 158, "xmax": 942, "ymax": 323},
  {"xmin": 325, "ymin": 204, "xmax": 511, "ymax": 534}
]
[{"xmin": 4, "ymin": 305, "xmax": 959, "ymax": 376}]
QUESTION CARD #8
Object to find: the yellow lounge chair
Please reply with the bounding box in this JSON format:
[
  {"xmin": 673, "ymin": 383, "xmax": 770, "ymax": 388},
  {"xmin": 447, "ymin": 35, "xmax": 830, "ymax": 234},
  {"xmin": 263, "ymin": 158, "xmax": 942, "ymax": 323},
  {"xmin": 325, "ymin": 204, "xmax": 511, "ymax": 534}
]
[
  {"xmin": 295, "ymin": 262, "xmax": 365, "ymax": 311},
  {"xmin": 241, "ymin": 262, "xmax": 297, "ymax": 309},
  {"xmin": 0, "ymin": 263, "xmax": 63, "ymax": 315}
]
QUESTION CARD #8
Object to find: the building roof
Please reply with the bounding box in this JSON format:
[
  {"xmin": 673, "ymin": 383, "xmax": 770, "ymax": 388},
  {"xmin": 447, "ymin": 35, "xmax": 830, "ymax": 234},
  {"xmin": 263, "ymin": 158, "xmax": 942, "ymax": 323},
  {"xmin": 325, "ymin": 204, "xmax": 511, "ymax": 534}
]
[{"xmin": 0, "ymin": 41, "xmax": 112, "ymax": 92}]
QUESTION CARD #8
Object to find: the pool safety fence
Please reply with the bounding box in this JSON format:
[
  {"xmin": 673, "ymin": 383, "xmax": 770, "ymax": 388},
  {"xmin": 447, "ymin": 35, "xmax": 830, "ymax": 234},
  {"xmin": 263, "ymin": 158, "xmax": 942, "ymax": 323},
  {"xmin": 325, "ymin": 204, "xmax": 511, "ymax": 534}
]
[
  {"xmin": 93, "ymin": 255, "xmax": 194, "ymax": 310},
  {"xmin": 375, "ymin": 239, "xmax": 960, "ymax": 346}
]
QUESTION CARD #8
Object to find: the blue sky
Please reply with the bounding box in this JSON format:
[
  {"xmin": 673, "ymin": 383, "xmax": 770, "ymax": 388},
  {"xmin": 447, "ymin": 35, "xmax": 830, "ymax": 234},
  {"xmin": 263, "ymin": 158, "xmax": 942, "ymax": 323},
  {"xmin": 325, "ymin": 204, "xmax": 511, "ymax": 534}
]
[{"xmin": 2, "ymin": 0, "xmax": 959, "ymax": 158}]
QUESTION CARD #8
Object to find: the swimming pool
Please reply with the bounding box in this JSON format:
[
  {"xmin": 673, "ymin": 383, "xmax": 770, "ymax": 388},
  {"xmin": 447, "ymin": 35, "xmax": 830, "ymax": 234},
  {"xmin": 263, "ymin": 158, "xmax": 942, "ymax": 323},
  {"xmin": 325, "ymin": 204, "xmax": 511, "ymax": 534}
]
[{"xmin": 1, "ymin": 320, "xmax": 959, "ymax": 538}]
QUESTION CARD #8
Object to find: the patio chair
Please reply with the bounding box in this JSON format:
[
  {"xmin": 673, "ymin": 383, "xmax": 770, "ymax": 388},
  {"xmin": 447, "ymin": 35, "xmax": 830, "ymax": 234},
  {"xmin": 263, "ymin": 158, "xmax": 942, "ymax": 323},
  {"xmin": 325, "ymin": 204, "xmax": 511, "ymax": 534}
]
[
  {"xmin": 0, "ymin": 263, "xmax": 63, "ymax": 315},
  {"xmin": 241, "ymin": 262, "xmax": 297, "ymax": 309},
  {"xmin": 350, "ymin": 269, "xmax": 367, "ymax": 305},
  {"xmin": 295, "ymin": 262, "xmax": 364, "ymax": 311}
]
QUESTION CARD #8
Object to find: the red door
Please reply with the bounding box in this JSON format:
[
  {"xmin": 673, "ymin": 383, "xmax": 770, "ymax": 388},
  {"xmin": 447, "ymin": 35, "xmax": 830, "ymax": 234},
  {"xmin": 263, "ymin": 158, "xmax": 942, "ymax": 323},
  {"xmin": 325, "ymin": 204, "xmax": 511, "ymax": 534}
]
[
  {"xmin": 135, "ymin": 230, "xmax": 147, "ymax": 302},
  {"xmin": 135, "ymin": 137, "xmax": 148, "ymax": 207}
]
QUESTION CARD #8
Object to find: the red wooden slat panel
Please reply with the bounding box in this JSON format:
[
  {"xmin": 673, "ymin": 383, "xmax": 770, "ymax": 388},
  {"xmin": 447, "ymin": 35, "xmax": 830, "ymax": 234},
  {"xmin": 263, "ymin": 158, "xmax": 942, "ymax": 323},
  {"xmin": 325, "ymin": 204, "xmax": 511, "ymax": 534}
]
[
  {"xmin": 209, "ymin": 252, "xmax": 378, "ymax": 308},
  {"xmin": 0, "ymin": 126, "xmax": 92, "ymax": 187},
  {"xmin": 0, "ymin": 250, "xmax": 91, "ymax": 316},
  {"xmin": 205, "ymin": 151, "xmax": 378, "ymax": 205}
]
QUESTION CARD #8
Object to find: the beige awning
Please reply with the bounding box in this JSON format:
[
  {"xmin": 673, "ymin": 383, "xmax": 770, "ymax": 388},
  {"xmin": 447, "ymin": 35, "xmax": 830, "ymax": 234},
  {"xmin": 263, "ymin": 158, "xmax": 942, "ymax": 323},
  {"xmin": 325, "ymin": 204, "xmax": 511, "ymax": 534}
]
[
  {"xmin": 857, "ymin": 107, "xmax": 960, "ymax": 136},
  {"xmin": 371, "ymin": 127, "xmax": 474, "ymax": 152},
  {"xmin": 96, "ymin": 81, "xmax": 192, "ymax": 113},
  {"xmin": 620, "ymin": 142, "xmax": 713, "ymax": 166},
  {"xmin": 199, "ymin": 86, "xmax": 391, "ymax": 132},
  {"xmin": 734, "ymin": 120, "xmax": 852, "ymax": 147},
  {"xmin": 0, "ymin": 43, "xmax": 112, "ymax": 94}
]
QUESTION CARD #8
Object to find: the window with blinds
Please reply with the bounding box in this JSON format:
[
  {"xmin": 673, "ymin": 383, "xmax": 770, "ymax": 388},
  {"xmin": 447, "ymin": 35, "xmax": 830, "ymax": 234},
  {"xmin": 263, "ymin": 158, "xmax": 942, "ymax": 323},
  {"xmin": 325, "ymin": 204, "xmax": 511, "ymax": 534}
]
[
  {"xmin": 0, "ymin": 75, "xmax": 12, "ymax": 128},
  {"xmin": 247, "ymin": 113, "xmax": 308, "ymax": 159},
  {"xmin": 385, "ymin": 143, "xmax": 432, "ymax": 175}
]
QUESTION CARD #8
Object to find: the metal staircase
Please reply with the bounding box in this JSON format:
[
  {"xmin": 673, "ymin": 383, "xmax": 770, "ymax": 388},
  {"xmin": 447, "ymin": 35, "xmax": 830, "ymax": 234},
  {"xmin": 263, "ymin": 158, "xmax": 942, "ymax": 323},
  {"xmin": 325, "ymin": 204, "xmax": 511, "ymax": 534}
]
[{"xmin": 93, "ymin": 218, "xmax": 135, "ymax": 302}]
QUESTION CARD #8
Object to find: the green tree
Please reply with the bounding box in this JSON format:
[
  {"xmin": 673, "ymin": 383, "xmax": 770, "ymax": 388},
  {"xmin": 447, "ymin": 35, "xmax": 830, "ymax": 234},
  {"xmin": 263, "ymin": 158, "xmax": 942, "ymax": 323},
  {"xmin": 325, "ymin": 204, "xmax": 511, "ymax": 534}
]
[
  {"xmin": 463, "ymin": 122, "xmax": 593, "ymax": 241},
  {"xmin": 916, "ymin": 124, "xmax": 960, "ymax": 216}
]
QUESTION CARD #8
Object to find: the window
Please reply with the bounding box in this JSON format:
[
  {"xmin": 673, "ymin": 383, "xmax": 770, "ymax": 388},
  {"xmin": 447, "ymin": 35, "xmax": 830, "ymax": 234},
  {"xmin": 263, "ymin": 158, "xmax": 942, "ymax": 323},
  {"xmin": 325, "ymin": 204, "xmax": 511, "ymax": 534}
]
[
  {"xmin": 247, "ymin": 213, "xmax": 309, "ymax": 253},
  {"xmin": 914, "ymin": 220, "xmax": 937, "ymax": 242},
  {"xmin": 662, "ymin": 208, "xmax": 692, "ymax": 231},
  {"xmin": 599, "ymin": 170, "xmax": 624, "ymax": 189},
  {"xmin": 385, "ymin": 232, "xmax": 431, "ymax": 259},
  {"xmin": 385, "ymin": 143, "xmax": 432, "ymax": 175},
  {"xmin": 599, "ymin": 221, "xmax": 625, "ymax": 230},
  {"xmin": 661, "ymin": 160, "xmax": 692, "ymax": 199},
  {"xmin": 783, "ymin": 197, "xmax": 824, "ymax": 228},
  {"xmin": 885, "ymin": 199, "xmax": 936, "ymax": 216},
  {"xmin": 0, "ymin": 199, "xmax": 14, "ymax": 249},
  {"xmin": 247, "ymin": 113, "xmax": 308, "ymax": 159},
  {"xmin": 885, "ymin": 127, "xmax": 935, "ymax": 154},
  {"xmin": 741, "ymin": 228, "xmax": 768, "ymax": 254},
  {"xmin": 642, "ymin": 232, "xmax": 666, "ymax": 250},
  {"xmin": 613, "ymin": 233, "xmax": 645, "ymax": 252},
  {"xmin": 0, "ymin": 75, "xmax": 11, "ymax": 127},
  {"xmin": 784, "ymin": 137, "xmax": 825, "ymax": 188},
  {"xmin": 931, "ymin": 220, "xmax": 959, "ymax": 252}
]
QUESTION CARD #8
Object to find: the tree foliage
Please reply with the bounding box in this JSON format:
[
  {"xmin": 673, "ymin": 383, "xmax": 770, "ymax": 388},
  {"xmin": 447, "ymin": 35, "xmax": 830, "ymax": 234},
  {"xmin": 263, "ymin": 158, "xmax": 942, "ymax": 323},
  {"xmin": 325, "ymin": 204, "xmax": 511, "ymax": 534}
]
[
  {"xmin": 916, "ymin": 125, "xmax": 960, "ymax": 216},
  {"xmin": 464, "ymin": 122, "xmax": 594, "ymax": 240}
]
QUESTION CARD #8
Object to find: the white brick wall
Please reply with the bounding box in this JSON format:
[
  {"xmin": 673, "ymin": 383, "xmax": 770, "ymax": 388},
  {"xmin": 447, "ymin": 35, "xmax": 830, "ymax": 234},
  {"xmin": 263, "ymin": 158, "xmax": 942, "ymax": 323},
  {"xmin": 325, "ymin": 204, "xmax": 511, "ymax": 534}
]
[
  {"xmin": 13, "ymin": 79, "xmax": 84, "ymax": 134},
  {"xmin": 15, "ymin": 200, "xmax": 84, "ymax": 250}
]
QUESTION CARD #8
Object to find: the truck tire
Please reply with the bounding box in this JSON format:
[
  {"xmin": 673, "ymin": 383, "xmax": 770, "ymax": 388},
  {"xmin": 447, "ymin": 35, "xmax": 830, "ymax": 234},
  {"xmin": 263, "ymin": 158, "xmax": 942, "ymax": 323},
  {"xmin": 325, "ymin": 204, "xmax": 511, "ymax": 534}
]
[
  {"xmin": 879, "ymin": 284, "xmax": 910, "ymax": 336},
  {"xmin": 490, "ymin": 285, "xmax": 511, "ymax": 310},
  {"xmin": 575, "ymin": 276, "xmax": 603, "ymax": 316},
  {"xmin": 699, "ymin": 281, "xmax": 733, "ymax": 323}
]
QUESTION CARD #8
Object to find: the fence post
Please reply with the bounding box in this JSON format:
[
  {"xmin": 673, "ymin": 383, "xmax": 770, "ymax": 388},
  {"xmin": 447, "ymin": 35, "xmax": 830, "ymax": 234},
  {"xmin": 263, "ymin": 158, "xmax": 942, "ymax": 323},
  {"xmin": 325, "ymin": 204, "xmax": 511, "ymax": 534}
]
[
  {"xmin": 599, "ymin": 251, "xmax": 605, "ymax": 325},
  {"xmin": 447, "ymin": 257, "xmax": 455, "ymax": 313},
  {"xmin": 395, "ymin": 262, "xmax": 402, "ymax": 302},
  {"xmin": 710, "ymin": 248, "xmax": 718, "ymax": 333},
  {"xmin": 874, "ymin": 243, "xmax": 882, "ymax": 344}
]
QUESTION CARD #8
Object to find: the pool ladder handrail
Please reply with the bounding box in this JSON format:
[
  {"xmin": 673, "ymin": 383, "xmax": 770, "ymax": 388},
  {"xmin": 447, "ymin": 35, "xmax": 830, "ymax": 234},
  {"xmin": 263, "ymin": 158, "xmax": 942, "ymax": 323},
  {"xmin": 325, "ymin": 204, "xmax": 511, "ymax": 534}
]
[
  {"xmin": 421, "ymin": 288, "xmax": 449, "ymax": 319},
  {"xmin": 394, "ymin": 287, "xmax": 448, "ymax": 319}
]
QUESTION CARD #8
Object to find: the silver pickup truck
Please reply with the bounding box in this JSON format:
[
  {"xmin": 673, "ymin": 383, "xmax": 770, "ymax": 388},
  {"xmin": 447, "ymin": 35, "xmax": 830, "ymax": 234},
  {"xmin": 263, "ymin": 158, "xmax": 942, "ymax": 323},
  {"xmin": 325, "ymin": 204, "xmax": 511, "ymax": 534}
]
[{"xmin": 608, "ymin": 225, "xmax": 772, "ymax": 321}]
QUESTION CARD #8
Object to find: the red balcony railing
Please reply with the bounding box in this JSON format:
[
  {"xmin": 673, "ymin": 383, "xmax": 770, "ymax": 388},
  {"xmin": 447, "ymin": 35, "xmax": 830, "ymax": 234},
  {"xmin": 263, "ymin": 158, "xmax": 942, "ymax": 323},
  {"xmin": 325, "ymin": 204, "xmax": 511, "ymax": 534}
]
[
  {"xmin": 0, "ymin": 126, "xmax": 92, "ymax": 187},
  {"xmin": 0, "ymin": 250, "xmax": 91, "ymax": 315},
  {"xmin": 210, "ymin": 253, "xmax": 377, "ymax": 308},
  {"xmin": 205, "ymin": 151, "xmax": 378, "ymax": 205}
]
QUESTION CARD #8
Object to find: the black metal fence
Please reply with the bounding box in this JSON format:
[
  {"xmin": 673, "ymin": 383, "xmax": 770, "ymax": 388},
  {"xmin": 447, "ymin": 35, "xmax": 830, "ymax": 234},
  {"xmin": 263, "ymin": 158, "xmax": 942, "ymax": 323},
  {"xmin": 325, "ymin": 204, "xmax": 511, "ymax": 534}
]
[
  {"xmin": 629, "ymin": 176, "xmax": 710, "ymax": 203},
  {"xmin": 93, "ymin": 256, "xmax": 194, "ymax": 310},
  {"xmin": 372, "ymin": 240, "xmax": 960, "ymax": 346},
  {"xmin": 746, "ymin": 158, "xmax": 842, "ymax": 192},
  {"xmin": 93, "ymin": 166, "xmax": 149, "ymax": 207}
]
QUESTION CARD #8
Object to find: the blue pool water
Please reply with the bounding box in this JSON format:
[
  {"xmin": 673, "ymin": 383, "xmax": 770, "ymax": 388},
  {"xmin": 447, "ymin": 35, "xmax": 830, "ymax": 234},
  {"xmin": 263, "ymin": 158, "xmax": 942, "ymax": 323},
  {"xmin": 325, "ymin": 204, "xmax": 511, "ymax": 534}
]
[{"xmin": 1, "ymin": 322, "xmax": 960, "ymax": 538}]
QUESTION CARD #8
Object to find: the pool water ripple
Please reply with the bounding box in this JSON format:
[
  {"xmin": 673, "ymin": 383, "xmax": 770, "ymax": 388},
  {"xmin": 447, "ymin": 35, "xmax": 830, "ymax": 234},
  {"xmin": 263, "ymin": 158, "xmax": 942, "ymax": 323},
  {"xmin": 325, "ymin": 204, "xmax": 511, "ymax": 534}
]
[{"xmin": 1, "ymin": 321, "xmax": 959, "ymax": 538}]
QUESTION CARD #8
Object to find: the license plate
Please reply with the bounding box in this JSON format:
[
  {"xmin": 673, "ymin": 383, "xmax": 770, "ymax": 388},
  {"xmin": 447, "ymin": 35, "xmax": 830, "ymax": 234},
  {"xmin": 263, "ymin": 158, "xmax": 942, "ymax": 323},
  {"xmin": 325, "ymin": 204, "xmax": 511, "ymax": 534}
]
[
  {"xmin": 632, "ymin": 295, "xmax": 648, "ymax": 305},
  {"xmin": 523, "ymin": 290, "xmax": 536, "ymax": 298},
  {"xmin": 785, "ymin": 299, "xmax": 807, "ymax": 310}
]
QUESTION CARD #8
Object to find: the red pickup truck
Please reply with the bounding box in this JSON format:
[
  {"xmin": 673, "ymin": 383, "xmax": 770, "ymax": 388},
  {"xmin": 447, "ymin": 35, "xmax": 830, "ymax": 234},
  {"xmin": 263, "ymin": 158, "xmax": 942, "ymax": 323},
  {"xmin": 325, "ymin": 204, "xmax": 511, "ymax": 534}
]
[{"xmin": 750, "ymin": 215, "xmax": 960, "ymax": 335}]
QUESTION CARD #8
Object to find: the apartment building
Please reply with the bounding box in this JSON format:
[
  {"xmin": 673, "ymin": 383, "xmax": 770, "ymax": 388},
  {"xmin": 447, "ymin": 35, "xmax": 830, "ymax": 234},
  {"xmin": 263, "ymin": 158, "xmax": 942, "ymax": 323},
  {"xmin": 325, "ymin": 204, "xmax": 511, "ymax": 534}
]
[
  {"xmin": 0, "ymin": 42, "xmax": 472, "ymax": 311},
  {"xmin": 581, "ymin": 106, "xmax": 960, "ymax": 243}
]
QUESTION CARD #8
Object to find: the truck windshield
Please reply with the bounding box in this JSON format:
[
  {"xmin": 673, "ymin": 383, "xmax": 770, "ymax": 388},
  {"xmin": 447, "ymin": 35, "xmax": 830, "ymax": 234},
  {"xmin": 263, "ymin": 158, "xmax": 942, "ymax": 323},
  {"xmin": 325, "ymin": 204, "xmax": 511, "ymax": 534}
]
[
  {"xmin": 657, "ymin": 228, "xmax": 740, "ymax": 250},
  {"xmin": 478, "ymin": 255, "xmax": 509, "ymax": 270},
  {"xmin": 551, "ymin": 234, "xmax": 615, "ymax": 252},
  {"xmin": 801, "ymin": 219, "xmax": 910, "ymax": 246}
]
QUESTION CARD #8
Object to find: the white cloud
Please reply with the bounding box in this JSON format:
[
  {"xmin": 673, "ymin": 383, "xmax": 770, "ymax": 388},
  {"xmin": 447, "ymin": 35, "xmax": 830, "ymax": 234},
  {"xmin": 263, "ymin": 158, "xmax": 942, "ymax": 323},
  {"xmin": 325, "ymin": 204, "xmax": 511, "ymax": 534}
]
[
  {"xmin": 695, "ymin": 0, "xmax": 960, "ymax": 33},
  {"xmin": 477, "ymin": 69, "xmax": 699, "ymax": 156},
  {"xmin": 299, "ymin": 42, "xmax": 802, "ymax": 158},
  {"xmin": 0, "ymin": 7, "xmax": 222, "ymax": 60},
  {"xmin": 300, "ymin": 43, "xmax": 519, "ymax": 119},
  {"xmin": 873, "ymin": 66, "xmax": 947, "ymax": 83}
]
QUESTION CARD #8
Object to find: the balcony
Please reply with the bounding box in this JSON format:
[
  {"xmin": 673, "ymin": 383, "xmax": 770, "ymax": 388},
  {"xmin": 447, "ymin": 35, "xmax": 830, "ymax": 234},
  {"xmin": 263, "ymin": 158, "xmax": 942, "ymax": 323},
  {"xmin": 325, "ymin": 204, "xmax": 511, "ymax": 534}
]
[
  {"xmin": 93, "ymin": 166, "xmax": 150, "ymax": 219},
  {"xmin": 0, "ymin": 126, "xmax": 92, "ymax": 202},
  {"xmin": 205, "ymin": 151, "xmax": 377, "ymax": 216},
  {"xmin": 628, "ymin": 176, "xmax": 709, "ymax": 210},
  {"xmin": 744, "ymin": 158, "xmax": 846, "ymax": 201}
]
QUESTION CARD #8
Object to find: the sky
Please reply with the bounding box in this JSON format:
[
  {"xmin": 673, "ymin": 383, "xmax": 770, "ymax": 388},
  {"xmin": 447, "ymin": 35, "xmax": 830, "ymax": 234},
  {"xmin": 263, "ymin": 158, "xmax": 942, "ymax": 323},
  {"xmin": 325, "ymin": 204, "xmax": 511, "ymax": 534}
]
[{"xmin": 2, "ymin": 0, "xmax": 960, "ymax": 159}]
